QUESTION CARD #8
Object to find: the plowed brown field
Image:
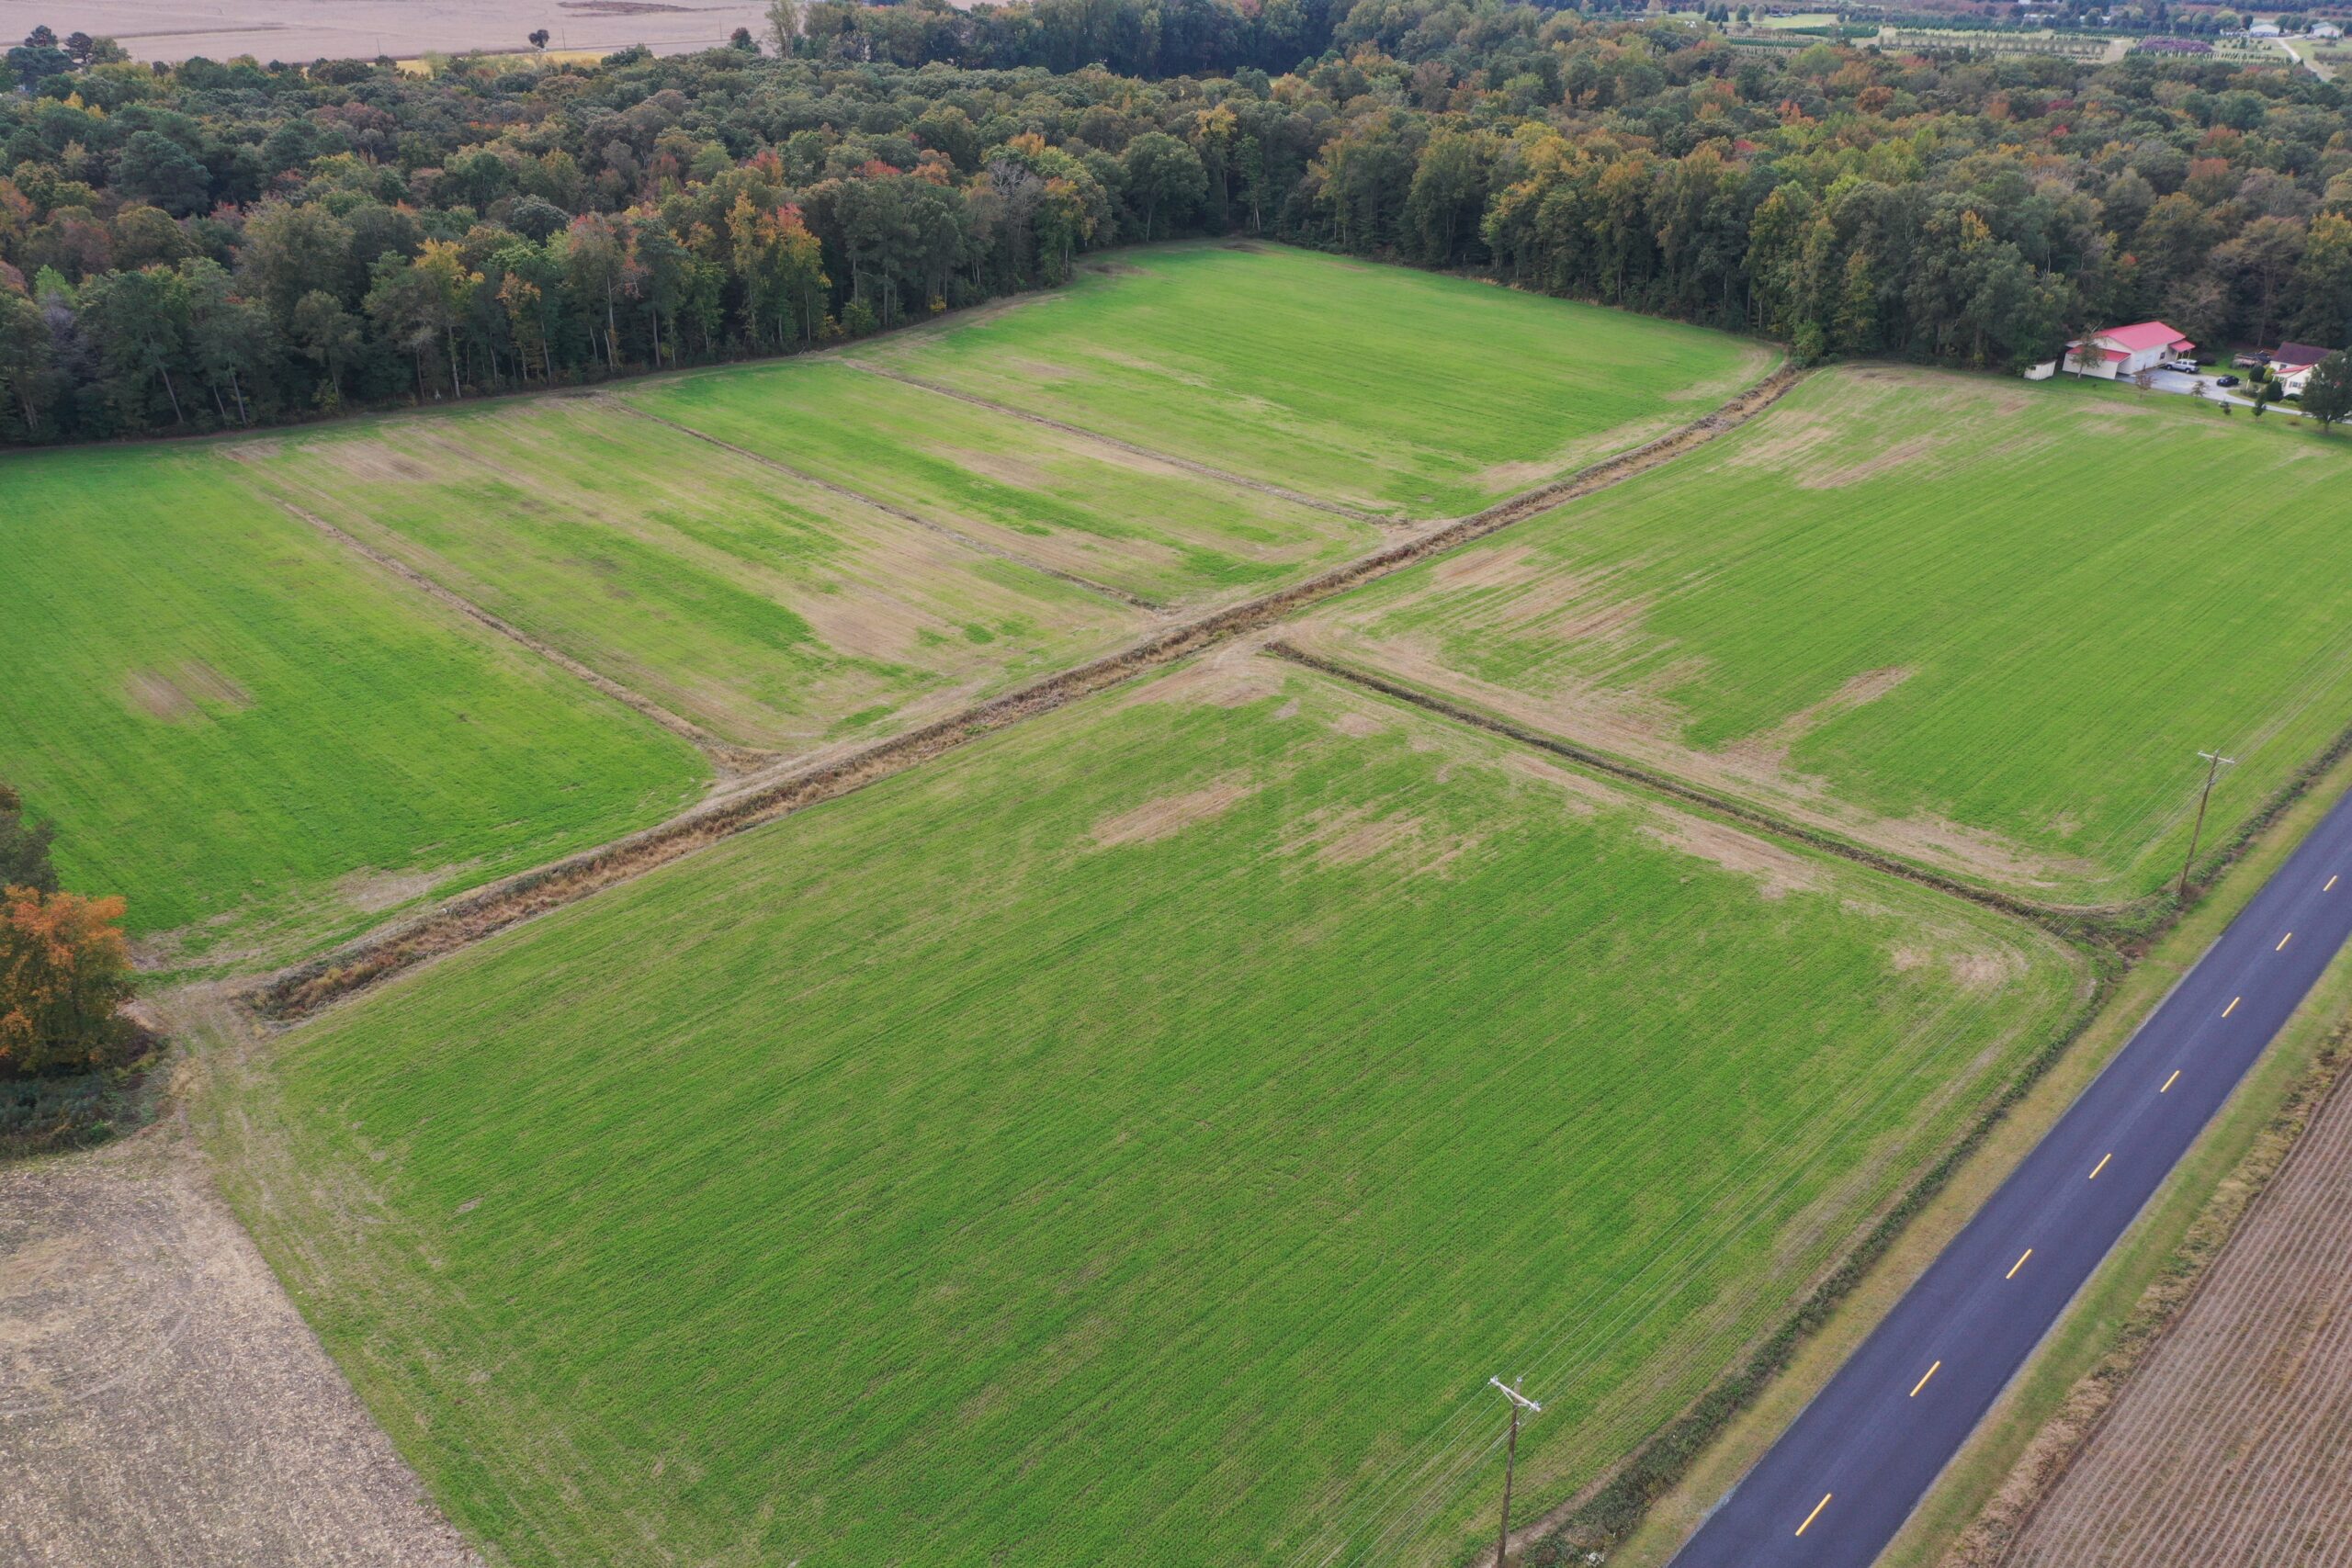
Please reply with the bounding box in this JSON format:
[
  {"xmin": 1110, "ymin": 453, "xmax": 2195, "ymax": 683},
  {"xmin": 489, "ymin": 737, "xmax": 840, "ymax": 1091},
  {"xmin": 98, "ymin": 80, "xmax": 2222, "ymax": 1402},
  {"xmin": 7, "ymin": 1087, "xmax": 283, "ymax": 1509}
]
[{"xmin": 2003, "ymin": 1072, "xmax": 2352, "ymax": 1567}]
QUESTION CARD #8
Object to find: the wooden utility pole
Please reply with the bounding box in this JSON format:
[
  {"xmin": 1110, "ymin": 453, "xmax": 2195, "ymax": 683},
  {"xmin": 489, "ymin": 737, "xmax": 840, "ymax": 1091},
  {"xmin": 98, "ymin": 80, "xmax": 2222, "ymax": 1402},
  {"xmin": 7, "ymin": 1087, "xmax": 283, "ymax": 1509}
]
[
  {"xmin": 2179, "ymin": 749, "xmax": 2237, "ymax": 901},
  {"xmin": 1490, "ymin": 1376, "xmax": 1542, "ymax": 1568}
]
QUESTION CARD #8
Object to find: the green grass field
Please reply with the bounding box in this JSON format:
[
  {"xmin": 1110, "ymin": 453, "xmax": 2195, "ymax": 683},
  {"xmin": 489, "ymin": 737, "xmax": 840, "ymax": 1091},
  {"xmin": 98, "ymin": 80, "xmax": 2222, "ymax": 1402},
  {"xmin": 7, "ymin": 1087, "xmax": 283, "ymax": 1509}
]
[
  {"xmin": 850, "ymin": 244, "xmax": 1774, "ymax": 519},
  {"xmin": 0, "ymin": 446, "xmax": 705, "ymax": 962},
  {"xmin": 216, "ymin": 654, "xmax": 2080, "ymax": 1567},
  {"xmin": 625, "ymin": 358, "xmax": 1376, "ymax": 605},
  {"xmin": 228, "ymin": 400, "xmax": 1146, "ymax": 752},
  {"xmin": 1295, "ymin": 367, "xmax": 2352, "ymax": 907}
]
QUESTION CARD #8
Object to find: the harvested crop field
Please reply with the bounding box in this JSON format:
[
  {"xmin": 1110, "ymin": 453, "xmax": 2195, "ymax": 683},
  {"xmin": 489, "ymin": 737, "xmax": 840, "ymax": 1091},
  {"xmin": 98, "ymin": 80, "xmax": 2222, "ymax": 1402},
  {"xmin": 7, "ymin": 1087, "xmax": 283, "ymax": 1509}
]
[
  {"xmin": 847, "ymin": 243, "xmax": 1775, "ymax": 519},
  {"xmin": 213, "ymin": 651, "xmax": 2083, "ymax": 1568},
  {"xmin": 2002, "ymin": 1070, "xmax": 2352, "ymax": 1567},
  {"xmin": 39, "ymin": 0, "xmax": 779, "ymax": 64},
  {"xmin": 0, "ymin": 445, "xmax": 706, "ymax": 964},
  {"xmin": 1292, "ymin": 367, "xmax": 2352, "ymax": 907},
  {"xmin": 623, "ymin": 359, "xmax": 1378, "ymax": 604},
  {"xmin": 225, "ymin": 398, "xmax": 1147, "ymax": 752},
  {"xmin": 0, "ymin": 1123, "xmax": 479, "ymax": 1568}
]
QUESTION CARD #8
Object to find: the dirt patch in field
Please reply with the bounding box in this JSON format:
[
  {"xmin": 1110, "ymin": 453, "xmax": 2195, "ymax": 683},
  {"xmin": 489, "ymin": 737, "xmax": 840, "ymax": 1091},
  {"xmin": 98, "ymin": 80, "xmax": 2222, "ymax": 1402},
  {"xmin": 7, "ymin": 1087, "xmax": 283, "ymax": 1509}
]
[
  {"xmin": 1499, "ymin": 754, "xmax": 1614, "ymax": 814},
  {"xmin": 1998, "ymin": 1056, "xmax": 2352, "ymax": 1568},
  {"xmin": 945, "ymin": 446, "xmax": 1056, "ymax": 492},
  {"xmin": 1723, "ymin": 666, "xmax": 1916, "ymax": 776},
  {"xmin": 0, "ymin": 1130, "xmax": 481, "ymax": 1567},
  {"xmin": 1090, "ymin": 775, "xmax": 1256, "ymax": 848},
  {"xmin": 1469, "ymin": 416, "xmax": 1688, "ymax": 496},
  {"xmin": 1640, "ymin": 811, "xmax": 1825, "ymax": 899},
  {"xmin": 333, "ymin": 863, "xmax": 474, "ymax": 916},
  {"xmin": 1287, "ymin": 805, "xmax": 1483, "ymax": 876},
  {"xmin": 1795, "ymin": 434, "xmax": 1946, "ymax": 489},
  {"xmin": 303, "ymin": 437, "xmax": 442, "ymax": 487},
  {"xmin": 124, "ymin": 662, "xmax": 253, "ymax": 723}
]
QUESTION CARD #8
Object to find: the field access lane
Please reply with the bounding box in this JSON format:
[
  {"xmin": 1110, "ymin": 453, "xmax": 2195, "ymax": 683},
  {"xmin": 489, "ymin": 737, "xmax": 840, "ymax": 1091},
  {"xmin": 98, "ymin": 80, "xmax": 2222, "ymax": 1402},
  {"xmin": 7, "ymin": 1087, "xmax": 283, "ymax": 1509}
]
[{"xmin": 1668, "ymin": 784, "xmax": 2352, "ymax": 1568}]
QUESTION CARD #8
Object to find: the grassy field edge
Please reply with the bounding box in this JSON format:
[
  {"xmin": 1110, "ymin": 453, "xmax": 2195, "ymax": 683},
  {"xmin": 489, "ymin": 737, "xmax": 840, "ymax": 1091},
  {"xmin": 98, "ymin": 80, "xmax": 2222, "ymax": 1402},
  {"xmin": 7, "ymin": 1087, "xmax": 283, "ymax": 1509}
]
[{"xmin": 1599, "ymin": 741, "xmax": 2352, "ymax": 1567}]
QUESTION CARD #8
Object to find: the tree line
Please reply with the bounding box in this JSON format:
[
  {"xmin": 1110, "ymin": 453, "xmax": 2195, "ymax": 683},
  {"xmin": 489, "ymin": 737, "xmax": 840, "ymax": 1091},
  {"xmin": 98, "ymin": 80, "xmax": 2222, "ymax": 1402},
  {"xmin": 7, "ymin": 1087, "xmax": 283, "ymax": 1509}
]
[{"xmin": 4, "ymin": 1, "xmax": 2350, "ymax": 444}]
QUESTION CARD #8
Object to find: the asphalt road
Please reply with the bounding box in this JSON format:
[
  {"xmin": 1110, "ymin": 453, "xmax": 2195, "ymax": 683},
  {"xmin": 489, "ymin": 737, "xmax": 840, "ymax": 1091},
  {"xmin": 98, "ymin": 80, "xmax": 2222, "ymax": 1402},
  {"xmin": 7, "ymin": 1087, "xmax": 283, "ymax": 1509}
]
[{"xmin": 1668, "ymin": 783, "xmax": 2352, "ymax": 1568}]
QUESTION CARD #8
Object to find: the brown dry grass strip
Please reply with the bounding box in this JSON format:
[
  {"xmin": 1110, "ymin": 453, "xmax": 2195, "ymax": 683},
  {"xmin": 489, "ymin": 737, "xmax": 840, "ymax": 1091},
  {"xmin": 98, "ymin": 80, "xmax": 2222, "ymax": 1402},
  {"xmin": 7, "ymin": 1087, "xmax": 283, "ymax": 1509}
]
[
  {"xmin": 603, "ymin": 397, "xmax": 1165, "ymax": 612},
  {"xmin": 842, "ymin": 360, "xmax": 1401, "ymax": 525},
  {"xmin": 248, "ymin": 367, "xmax": 1804, "ymax": 1024},
  {"xmin": 268, "ymin": 499, "xmax": 775, "ymax": 775}
]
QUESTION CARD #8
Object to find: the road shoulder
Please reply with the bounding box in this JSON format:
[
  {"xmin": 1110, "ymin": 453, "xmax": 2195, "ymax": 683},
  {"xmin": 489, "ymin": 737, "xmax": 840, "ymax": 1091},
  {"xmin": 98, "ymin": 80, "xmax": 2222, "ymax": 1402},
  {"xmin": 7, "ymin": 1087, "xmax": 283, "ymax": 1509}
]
[{"xmin": 1605, "ymin": 743, "xmax": 2352, "ymax": 1567}]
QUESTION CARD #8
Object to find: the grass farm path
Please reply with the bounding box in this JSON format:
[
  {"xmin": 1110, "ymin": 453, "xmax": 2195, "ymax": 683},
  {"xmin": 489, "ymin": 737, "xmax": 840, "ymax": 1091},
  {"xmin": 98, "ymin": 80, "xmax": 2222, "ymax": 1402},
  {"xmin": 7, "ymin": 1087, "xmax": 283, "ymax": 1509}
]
[
  {"xmin": 1662, "ymin": 781, "xmax": 2352, "ymax": 1568},
  {"xmin": 841, "ymin": 360, "xmax": 1402, "ymax": 525},
  {"xmin": 266, "ymin": 494, "xmax": 775, "ymax": 774},
  {"xmin": 601, "ymin": 397, "xmax": 1169, "ymax": 613},
  {"xmin": 248, "ymin": 365, "xmax": 1804, "ymax": 1024}
]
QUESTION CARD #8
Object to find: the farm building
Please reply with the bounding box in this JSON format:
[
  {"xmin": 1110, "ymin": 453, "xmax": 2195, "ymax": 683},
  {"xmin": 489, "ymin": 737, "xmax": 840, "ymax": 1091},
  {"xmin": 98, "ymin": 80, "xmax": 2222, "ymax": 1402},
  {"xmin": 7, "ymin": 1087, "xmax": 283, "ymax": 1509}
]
[
  {"xmin": 2063, "ymin": 321, "xmax": 2195, "ymax": 378},
  {"xmin": 2278, "ymin": 354, "xmax": 2340, "ymax": 397},
  {"xmin": 2315, "ymin": 21, "xmax": 2346, "ymax": 37}
]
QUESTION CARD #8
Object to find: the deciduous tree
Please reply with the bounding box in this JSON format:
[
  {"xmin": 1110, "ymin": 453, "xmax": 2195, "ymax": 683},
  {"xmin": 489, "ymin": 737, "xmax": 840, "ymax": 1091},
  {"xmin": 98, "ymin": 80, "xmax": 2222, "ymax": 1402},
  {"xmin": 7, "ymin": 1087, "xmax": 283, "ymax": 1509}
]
[{"xmin": 0, "ymin": 886, "xmax": 134, "ymax": 1078}]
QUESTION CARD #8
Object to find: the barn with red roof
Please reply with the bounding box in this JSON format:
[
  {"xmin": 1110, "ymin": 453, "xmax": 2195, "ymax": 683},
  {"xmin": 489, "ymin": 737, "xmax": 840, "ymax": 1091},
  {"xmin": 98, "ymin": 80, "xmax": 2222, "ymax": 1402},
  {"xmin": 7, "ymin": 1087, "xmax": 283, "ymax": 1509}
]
[{"xmin": 2062, "ymin": 321, "xmax": 2196, "ymax": 379}]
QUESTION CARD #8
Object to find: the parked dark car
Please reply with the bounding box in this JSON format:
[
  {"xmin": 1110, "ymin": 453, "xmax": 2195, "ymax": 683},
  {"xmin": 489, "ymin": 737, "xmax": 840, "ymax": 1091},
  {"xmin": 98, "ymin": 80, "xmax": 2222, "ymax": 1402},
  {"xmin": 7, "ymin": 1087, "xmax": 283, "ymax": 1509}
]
[{"xmin": 2215, "ymin": 374, "xmax": 2241, "ymax": 388}]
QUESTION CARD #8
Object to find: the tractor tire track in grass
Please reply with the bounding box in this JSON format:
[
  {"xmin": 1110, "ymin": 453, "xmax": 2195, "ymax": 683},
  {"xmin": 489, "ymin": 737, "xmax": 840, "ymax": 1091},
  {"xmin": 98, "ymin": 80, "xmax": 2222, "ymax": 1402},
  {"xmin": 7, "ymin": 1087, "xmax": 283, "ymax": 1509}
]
[
  {"xmin": 601, "ymin": 396, "xmax": 1168, "ymax": 613},
  {"xmin": 843, "ymin": 359, "xmax": 1400, "ymax": 525},
  {"xmin": 267, "ymin": 497, "xmax": 776, "ymax": 776},
  {"xmin": 251, "ymin": 366, "xmax": 1804, "ymax": 1023}
]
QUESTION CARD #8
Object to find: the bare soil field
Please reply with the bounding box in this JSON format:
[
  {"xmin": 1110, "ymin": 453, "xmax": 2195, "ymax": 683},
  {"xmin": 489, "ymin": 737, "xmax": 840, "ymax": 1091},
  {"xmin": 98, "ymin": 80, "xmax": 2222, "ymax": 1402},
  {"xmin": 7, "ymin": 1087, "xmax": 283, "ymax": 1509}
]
[
  {"xmin": 0, "ymin": 0, "xmax": 777, "ymax": 63},
  {"xmin": 2000, "ymin": 1069, "xmax": 2352, "ymax": 1567},
  {"xmin": 0, "ymin": 1096, "xmax": 480, "ymax": 1567}
]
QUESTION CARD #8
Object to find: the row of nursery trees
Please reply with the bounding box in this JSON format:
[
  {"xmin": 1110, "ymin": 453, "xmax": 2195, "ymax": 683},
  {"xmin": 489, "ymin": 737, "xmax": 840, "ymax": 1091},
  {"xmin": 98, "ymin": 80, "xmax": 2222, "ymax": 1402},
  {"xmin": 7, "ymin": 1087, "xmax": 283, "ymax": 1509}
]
[{"xmin": 4, "ymin": 0, "xmax": 2351, "ymax": 441}]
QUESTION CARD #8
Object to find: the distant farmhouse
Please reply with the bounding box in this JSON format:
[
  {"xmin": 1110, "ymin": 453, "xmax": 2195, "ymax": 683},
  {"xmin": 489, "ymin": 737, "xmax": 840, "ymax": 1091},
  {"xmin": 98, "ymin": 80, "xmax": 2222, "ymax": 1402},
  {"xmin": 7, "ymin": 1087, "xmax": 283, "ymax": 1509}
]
[
  {"xmin": 2314, "ymin": 21, "xmax": 2346, "ymax": 37},
  {"xmin": 2269, "ymin": 343, "xmax": 2334, "ymax": 396},
  {"xmin": 2063, "ymin": 321, "xmax": 2195, "ymax": 379}
]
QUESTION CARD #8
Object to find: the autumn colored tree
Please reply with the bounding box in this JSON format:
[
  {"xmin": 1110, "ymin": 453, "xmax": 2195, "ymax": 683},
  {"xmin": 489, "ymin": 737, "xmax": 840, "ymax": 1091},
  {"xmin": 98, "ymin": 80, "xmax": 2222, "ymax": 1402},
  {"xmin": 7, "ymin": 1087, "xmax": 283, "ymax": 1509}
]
[{"xmin": 0, "ymin": 886, "xmax": 135, "ymax": 1077}]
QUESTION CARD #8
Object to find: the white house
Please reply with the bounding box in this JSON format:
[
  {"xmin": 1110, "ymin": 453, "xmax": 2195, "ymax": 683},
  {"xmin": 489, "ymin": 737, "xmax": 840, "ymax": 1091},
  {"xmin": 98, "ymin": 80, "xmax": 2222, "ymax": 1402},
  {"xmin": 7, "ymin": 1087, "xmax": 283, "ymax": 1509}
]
[
  {"xmin": 2281, "ymin": 361, "xmax": 2319, "ymax": 396},
  {"xmin": 2313, "ymin": 21, "xmax": 2346, "ymax": 38},
  {"xmin": 2063, "ymin": 321, "xmax": 2196, "ymax": 379},
  {"xmin": 2249, "ymin": 19, "xmax": 2283, "ymax": 37}
]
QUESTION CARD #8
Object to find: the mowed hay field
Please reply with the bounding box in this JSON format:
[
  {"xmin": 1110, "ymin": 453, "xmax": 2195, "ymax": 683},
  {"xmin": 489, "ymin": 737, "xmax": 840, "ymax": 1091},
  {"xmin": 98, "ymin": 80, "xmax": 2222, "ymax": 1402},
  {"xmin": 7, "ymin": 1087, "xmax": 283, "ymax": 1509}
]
[
  {"xmin": 226, "ymin": 399, "xmax": 1146, "ymax": 753},
  {"xmin": 1295, "ymin": 367, "xmax": 2352, "ymax": 908},
  {"xmin": 625, "ymin": 358, "xmax": 1377, "ymax": 605},
  {"xmin": 2005, "ymin": 1074, "xmax": 2352, "ymax": 1567},
  {"xmin": 848, "ymin": 244, "xmax": 1776, "ymax": 519},
  {"xmin": 0, "ymin": 446, "xmax": 705, "ymax": 963},
  {"xmin": 214, "ymin": 653, "xmax": 2083, "ymax": 1568}
]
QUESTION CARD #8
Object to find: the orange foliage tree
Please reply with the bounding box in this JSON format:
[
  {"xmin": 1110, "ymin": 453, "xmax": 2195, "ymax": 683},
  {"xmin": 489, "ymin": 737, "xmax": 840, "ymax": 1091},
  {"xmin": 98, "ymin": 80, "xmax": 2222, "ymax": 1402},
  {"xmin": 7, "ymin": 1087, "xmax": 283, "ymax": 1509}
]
[{"xmin": 0, "ymin": 886, "xmax": 135, "ymax": 1077}]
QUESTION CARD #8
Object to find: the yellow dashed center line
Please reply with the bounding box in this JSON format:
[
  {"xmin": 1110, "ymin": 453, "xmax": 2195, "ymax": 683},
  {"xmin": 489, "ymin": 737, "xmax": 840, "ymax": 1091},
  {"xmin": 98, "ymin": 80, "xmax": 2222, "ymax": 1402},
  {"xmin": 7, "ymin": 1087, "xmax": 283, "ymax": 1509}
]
[
  {"xmin": 1795, "ymin": 1493, "xmax": 1832, "ymax": 1537},
  {"xmin": 2224, "ymin": 996, "xmax": 2241, "ymax": 1018},
  {"xmin": 2008, "ymin": 1248, "xmax": 2033, "ymax": 1280},
  {"xmin": 2088, "ymin": 1152, "xmax": 2111, "ymax": 1180},
  {"xmin": 2162, "ymin": 1069, "xmax": 2181, "ymax": 1093},
  {"xmin": 1909, "ymin": 1360, "xmax": 1941, "ymax": 1397},
  {"xmin": 2279, "ymin": 932, "xmax": 2294, "ymax": 951}
]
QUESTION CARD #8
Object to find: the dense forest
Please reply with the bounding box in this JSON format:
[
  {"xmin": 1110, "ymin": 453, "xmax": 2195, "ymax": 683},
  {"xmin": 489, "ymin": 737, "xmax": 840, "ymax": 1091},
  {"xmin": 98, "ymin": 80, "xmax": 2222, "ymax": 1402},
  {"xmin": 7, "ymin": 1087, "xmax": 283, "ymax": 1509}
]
[{"xmin": 3, "ymin": 0, "xmax": 2349, "ymax": 444}]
